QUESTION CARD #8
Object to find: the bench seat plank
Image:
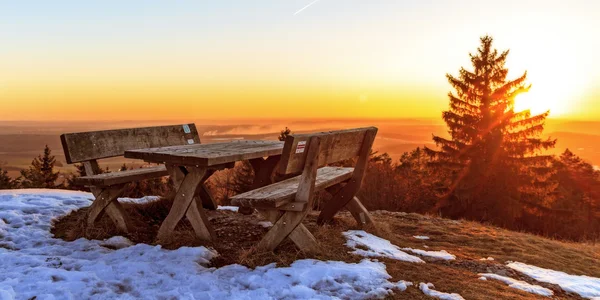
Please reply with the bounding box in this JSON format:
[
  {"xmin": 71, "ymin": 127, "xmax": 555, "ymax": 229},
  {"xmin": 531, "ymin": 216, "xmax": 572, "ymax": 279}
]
[
  {"xmin": 74, "ymin": 165, "xmax": 168, "ymax": 187},
  {"xmin": 231, "ymin": 167, "xmax": 354, "ymax": 208}
]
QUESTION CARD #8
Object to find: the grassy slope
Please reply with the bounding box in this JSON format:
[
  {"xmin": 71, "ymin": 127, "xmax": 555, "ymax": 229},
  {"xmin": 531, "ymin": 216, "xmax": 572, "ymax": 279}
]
[{"xmin": 53, "ymin": 201, "xmax": 599, "ymax": 300}]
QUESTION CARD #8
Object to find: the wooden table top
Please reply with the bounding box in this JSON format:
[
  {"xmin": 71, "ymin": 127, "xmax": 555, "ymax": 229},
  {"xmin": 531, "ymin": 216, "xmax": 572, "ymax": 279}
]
[{"xmin": 124, "ymin": 140, "xmax": 285, "ymax": 167}]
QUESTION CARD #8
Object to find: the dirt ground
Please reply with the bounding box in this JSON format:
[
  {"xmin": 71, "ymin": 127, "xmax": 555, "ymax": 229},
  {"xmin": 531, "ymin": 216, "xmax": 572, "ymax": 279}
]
[{"xmin": 52, "ymin": 198, "xmax": 599, "ymax": 299}]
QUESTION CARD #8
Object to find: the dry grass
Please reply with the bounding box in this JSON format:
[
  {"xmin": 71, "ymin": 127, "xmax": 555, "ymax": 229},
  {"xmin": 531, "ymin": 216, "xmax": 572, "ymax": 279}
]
[{"xmin": 51, "ymin": 200, "xmax": 598, "ymax": 300}]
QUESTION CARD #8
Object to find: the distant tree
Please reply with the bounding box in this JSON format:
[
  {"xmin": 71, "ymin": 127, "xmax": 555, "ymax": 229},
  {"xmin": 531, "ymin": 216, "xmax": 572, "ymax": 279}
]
[
  {"xmin": 425, "ymin": 36, "xmax": 556, "ymax": 226},
  {"xmin": 553, "ymin": 149, "xmax": 600, "ymax": 221},
  {"xmin": 0, "ymin": 167, "xmax": 19, "ymax": 189},
  {"xmin": 228, "ymin": 161, "xmax": 255, "ymax": 195},
  {"xmin": 278, "ymin": 127, "xmax": 292, "ymax": 141},
  {"xmin": 20, "ymin": 145, "xmax": 62, "ymax": 189}
]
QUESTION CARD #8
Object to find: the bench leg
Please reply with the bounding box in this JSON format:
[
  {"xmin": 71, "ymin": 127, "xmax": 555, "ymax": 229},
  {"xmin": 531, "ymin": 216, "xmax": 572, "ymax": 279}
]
[
  {"xmin": 257, "ymin": 209, "xmax": 317, "ymax": 252},
  {"xmin": 317, "ymin": 180, "xmax": 361, "ymax": 225},
  {"xmin": 346, "ymin": 196, "xmax": 373, "ymax": 226},
  {"xmin": 87, "ymin": 184, "xmax": 132, "ymax": 233},
  {"xmin": 256, "ymin": 209, "xmax": 318, "ymax": 252},
  {"xmin": 157, "ymin": 168, "xmax": 210, "ymax": 243}
]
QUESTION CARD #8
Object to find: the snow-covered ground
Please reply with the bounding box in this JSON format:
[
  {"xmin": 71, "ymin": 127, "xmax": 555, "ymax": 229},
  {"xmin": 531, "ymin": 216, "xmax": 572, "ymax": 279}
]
[
  {"xmin": 413, "ymin": 235, "xmax": 430, "ymax": 240},
  {"xmin": 402, "ymin": 248, "xmax": 456, "ymax": 261},
  {"xmin": 508, "ymin": 262, "xmax": 600, "ymax": 299},
  {"xmin": 342, "ymin": 230, "xmax": 424, "ymax": 263},
  {"xmin": 419, "ymin": 282, "xmax": 465, "ymax": 300},
  {"xmin": 479, "ymin": 273, "xmax": 553, "ymax": 297},
  {"xmin": 0, "ymin": 190, "xmax": 408, "ymax": 299},
  {"xmin": 217, "ymin": 206, "xmax": 239, "ymax": 212}
]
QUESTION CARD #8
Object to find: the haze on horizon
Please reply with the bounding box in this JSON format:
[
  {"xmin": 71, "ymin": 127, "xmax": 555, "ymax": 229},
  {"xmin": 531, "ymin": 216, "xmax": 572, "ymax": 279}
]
[{"xmin": 1, "ymin": 0, "xmax": 599, "ymax": 121}]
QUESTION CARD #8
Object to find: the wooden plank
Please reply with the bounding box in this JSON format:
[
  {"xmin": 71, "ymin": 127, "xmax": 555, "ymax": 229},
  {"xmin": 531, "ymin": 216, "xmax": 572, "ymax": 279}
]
[
  {"xmin": 288, "ymin": 223, "xmax": 319, "ymax": 252},
  {"xmin": 197, "ymin": 183, "xmax": 218, "ymax": 210},
  {"xmin": 295, "ymin": 136, "xmax": 320, "ymax": 203},
  {"xmin": 256, "ymin": 209, "xmax": 317, "ymax": 252},
  {"xmin": 317, "ymin": 128, "xmax": 377, "ymax": 224},
  {"xmin": 230, "ymin": 167, "xmax": 353, "ymax": 208},
  {"xmin": 103, "ymin": 201, "xmax": 133, "ymax": 233},
  {"xmin": 186, "ymin": 197, "xmax": 216, "ymax": 241},
  {"xmin": 256, "ymin": 136, "xmax": 321, "ymax": 251},
  {"xmin": 279, "ymin": 127, "xmax": 378, "ymax": 175},
  {"xmin": 61, "ymin": 124, "xmax": 200, "ymax": 163},
  {"xmin": 75, "ymin": 165, "xmax": 168, "ymax": 187},
  {"xmin": 156, "ymin": 168, "xmax": 207, "ymax": 243},
  {"xmin": 87, "ymin": 184, "xmax": 126, "ymax": 228},
  {"xmin": 125, "ymin": 140, "xmax": 284, "ymax": 167},
  {"xmin": 83, "ymin": 160, "xmax": 132, "ymax": 233},
  {"xmin": 346, "ymin": 196, "xmax": 374, "ymax": 226}
]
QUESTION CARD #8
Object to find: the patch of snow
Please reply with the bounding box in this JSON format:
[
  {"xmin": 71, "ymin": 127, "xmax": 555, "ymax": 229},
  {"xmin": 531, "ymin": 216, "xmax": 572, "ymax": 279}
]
[
  {"xmin": 424, "ymin": 245, "xmax": 429, "ymax": 248},
  {"xmin": 479, "ymin": 273, "xmax": 553, "ymax": 297},
  {"xmin": 413, "ymin": 235, "xmax": 430, "ymax": 240},
  {"xmin": 396, "ymin": 280, "xmax": 413, "ymax": 291},
  {"xmin": 479, "ymin": 257, "xmax": 494, "ymax": 261},
  {"xmin": 419, "ymin": 282, "xmax": 465, "ymax": 300},
  {"xmin": 217, "ymin": 205, "xmax": 239, "ymax": 212},
  {"xmin": 0, "ymin": 189, "xmax": 411, "ymax": 299},
  {"xmin": 479, "ymin": 276, "xmax": 487, "ymax": 281},
  {"xmin": 343, "ymin": 230, "xmax": 424, "ymax": 263},
  {"xmin": 508, "ymin": 262, "xmax": 600, "ymax": 299},
  {"xmin": 100, "ymin": 236, "xmax": 134, "ymax": 249},
  {"xmin": 257, "ymin": 221, "xmax": 273, "ymax": 228},
  {"xmin": 118, "ymin": 196, "xmax": 161, "ymax": 204},
  {"xmin": 402, "ymin": 248, "xmax": 456, "ymax": 260}
]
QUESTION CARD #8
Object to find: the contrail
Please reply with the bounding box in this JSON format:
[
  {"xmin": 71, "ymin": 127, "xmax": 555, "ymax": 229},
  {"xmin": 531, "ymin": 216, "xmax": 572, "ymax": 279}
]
[{"xmin": 294, "ymin": 0, "xmax": 321, "ymax": 15}]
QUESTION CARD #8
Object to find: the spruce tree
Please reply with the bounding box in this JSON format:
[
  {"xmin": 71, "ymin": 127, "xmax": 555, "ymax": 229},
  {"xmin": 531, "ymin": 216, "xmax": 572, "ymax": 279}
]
[
  {"xmin": 425, "ymin": 36, "xmax": 556, "ymax": 225},
  {"xmin": 0, "ymin": 167, "xmax": 19, "ymax": 189},
  {"xmin": 278, "ymin": 127, "xmax": 292, "ymax": 141},
  {"xmin": 21, "ymin": 145, "xmax": 61, "ymax": 188}
]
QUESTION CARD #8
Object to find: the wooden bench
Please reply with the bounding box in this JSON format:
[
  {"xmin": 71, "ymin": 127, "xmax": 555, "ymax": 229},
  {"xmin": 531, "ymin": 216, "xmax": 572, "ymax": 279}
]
[
  {"xmin": 231, "ymin": 127, "xmax": 377, "ymax": 252},
  {"xmin": 60, "ymin": 124, "xmax": 207, "ymax": 233}
]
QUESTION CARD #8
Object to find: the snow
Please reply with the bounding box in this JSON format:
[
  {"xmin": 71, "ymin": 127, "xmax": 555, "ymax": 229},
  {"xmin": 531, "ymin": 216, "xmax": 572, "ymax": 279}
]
[
  {"xmin": 508, "ymin": 261, "xmax": 600, "ymax": 299},
  {"xmin": 343, "ymin": 230, "xmax": 425, "ymax": 263},
  {"xmin": 396, "ymin": 280, "xmax": 413, "ymax": 291},
  {"xmin": 479, "ymin": 273, "xmax": 553, "ymax": 297},
  {"xmin": 479, "ymin": 257, "xmax": 494, "ymax": 261},
  {"xmin": 117, "ymin": 196, "xmax": 161, "ymax": 204},
  {"xmin": 217, "ymin": 205, "xmax": 239, "ymax": 212},
  {"xmin": 257, "ymin": 221, "xmax": 273, "ymax": 228},
  {"xmin": 100, "ymin": 236, "xmax": 134, "ymax": 249},
  {"xmin": 419, "ymin": 282, "xmax": 465, "ymax": 300},
  {"xmin": 402, "ymin": 248, "xmax": 456, "ymax": 260},
  {"xmin": 479, "ymin": 276, "xmax": 487, "ymax": 280},
  {"xmin": 413, "ymin": 235, "xmax": 430, "ymax": 240},
  {"xmin": 0, "ymin": 189, "xmax": 410, "ymax": 299}
]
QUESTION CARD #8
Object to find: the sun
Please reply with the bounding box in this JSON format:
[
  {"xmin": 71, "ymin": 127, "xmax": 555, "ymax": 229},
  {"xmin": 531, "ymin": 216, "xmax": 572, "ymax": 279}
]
[
  {"xmin": 513, "ymin": 88, "xmax": 559, "ymax": 116},
  {"xmin": 513, "ymin": 76, "xmax": 573, "ymax": 117}
]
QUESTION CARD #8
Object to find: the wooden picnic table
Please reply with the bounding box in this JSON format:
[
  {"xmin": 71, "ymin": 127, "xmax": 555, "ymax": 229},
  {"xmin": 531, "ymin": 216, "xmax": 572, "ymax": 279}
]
[{"xmin": 125, "ymin": 140, "xmax": 284, "ymax": 243}]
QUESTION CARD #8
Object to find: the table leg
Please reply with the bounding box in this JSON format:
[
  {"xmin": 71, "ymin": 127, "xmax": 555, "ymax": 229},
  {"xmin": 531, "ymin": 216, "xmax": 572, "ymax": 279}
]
[
  {"xmin": 158, "ymin": 167, "xmax": 214, "ymax": 243},
  {"xmin": 238, "ymin": 156, "xmax": 280, "ymax": 215}
]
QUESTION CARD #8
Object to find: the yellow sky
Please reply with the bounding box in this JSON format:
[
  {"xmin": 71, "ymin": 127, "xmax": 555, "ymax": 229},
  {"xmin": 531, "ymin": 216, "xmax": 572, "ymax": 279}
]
[{"xmin": 1, "ymin": 1, "xmax": 599, "ymax": 121}]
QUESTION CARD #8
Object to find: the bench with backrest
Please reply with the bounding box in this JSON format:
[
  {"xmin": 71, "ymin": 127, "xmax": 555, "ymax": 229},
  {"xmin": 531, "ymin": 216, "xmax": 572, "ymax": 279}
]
[
  {"xmin": 231, "ymin": 127, "xmax": 377, "ymax": 252},
  {"xmin": 60, "ymin": 124, "xmax": 206, "ymax": 233}
]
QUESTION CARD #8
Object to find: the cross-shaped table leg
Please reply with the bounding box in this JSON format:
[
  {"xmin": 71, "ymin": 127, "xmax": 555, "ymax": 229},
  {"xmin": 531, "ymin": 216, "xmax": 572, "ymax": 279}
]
[{"xmin": 157, "ymin": 165, "xmax": 216, "ymax": 243}]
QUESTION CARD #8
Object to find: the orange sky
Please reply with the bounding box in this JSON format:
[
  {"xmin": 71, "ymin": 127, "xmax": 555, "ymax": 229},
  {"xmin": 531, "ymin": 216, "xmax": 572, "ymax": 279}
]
[{"xmin": 1, "ymin": 1, "xmax": 599, "ymax": 121}]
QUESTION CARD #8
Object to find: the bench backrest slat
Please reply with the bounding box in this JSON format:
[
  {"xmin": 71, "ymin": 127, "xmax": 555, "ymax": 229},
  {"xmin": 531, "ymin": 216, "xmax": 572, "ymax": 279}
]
[
  {"xmin": 278, "ymin": 127, "xmax": 378, "ymax": 175},
  {"xmin": 61, "ymin": 124, "xmax": 201, "ymax": 163}
]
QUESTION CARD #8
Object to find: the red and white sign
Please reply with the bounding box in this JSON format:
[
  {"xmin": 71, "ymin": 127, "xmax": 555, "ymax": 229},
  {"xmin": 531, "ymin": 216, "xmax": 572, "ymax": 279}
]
[{"xmin": 295, "ymin": 141, "xmax": 306, "ymax": 154}]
